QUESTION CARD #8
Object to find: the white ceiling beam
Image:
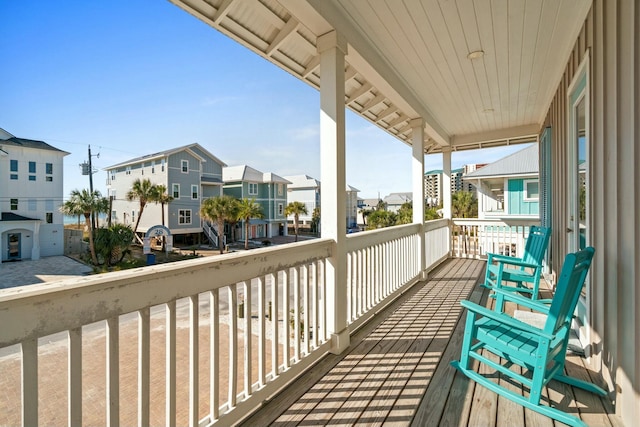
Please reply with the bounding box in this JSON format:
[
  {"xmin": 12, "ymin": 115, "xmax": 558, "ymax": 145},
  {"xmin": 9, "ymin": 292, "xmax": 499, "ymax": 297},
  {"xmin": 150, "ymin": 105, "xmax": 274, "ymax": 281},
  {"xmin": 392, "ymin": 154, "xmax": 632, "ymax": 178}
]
[
  {"xmin": 450, "ymin": 124, "xmax": 540, "ymax": 147},
  {"xmin": 302, "ymin": 55, "xmax": 320, "ymax": 78},
  {"xmin": 346, "ymin": 82, "xmax": 372, "ymax": 104},
  {"xmin": 385, "ymin": 114, "xmax": 408, "ymax": 128},
  {"xmin": 376, "ymin": 105, "xmax": 398, "ymax": 122},
  {"xmin": 266, "ymin": 17, "xmax": 299, "ymax": 56},
  {"xmin": 360, "ymin": 93, "xmax": 386, "ymax": 111},
  {"xmin": 344, "ymin": 65, "xmax": 357, "ymax": 82},
  {"xmin": 213, "ymin": 0, "xmax": 235, "ymax": 24}
]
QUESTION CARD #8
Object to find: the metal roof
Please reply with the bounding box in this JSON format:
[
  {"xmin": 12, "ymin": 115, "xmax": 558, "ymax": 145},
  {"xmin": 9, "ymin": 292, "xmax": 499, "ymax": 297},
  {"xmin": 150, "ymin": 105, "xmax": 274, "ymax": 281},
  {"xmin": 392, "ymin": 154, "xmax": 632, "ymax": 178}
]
[
  {"xmin": 464, "ymin": 144, "xmax": 538, "ymax": 178},
  {"xmin": 224, "ymin": 165, "xmax": 291, "ymax": 184},
  {"xmin": 105, "ymin": 143, "xmax": 227, "ymax": 169},
  {"xmin": 171, "ymin": 0, "xmax": 590, "ymax": 153}
]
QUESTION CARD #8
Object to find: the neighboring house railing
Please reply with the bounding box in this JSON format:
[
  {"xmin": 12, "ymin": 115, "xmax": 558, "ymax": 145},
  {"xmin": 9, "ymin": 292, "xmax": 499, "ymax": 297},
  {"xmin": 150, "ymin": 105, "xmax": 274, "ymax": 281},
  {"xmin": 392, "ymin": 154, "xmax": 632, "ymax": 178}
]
[
  {"xmin": 202, "ymin": 220, "xmax": 219, "ymax": 248},
  {"xmin": 451, "ymin": 218, "xmax": 541, "ymax": 258}
]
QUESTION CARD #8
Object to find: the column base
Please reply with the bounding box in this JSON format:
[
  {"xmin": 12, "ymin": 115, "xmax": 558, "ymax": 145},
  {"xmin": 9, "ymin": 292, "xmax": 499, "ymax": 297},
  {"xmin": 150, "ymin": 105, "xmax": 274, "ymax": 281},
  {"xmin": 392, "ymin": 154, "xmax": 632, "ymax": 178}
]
[{"xmin": 329, "ymin": 328, "xmax": 350, "ymax": 355}]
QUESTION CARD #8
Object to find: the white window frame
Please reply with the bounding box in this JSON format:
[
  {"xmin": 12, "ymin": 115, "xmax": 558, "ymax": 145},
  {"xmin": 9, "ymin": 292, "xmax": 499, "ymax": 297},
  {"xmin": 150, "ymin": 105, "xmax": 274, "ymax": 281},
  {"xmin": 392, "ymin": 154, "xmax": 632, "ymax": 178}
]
[
  {"xmin": 46, "ymin": 212, "xmax": 53, "ymax": 224},
  {"xmin": 278, "ymin": 183, "xmax": 283, "ymax": 195},
  {"xmin": 278, "ymin": 203, "xmax": 283, "ymax": 215},
  {"xmin": 181, "ymin": 160, "xmax": 189, "ymax": 173},
  {"xmin": 126, "ymin": 166, "xmax": 131, "ymax": 175},
  {"xmin": 179, "ymin": 209, "xmax": 192, "ymax": 225},
  {"xmin": 10, "ymin": 198, "xmax": 18, "ymax": 210},
  {"xmin": 523, "ymin": 179, "xmax": 540, "ymax": 201},
  {"xmin": 248, "ymin": 182, "xmax": 258, "ymax": 195},
  {"xmin": 172, "ymin": 184, "xmax": 180, "ymax": 199},
  {"xmin": 191, "ymin": 185, "xmax": 199, "ymax": 200}
]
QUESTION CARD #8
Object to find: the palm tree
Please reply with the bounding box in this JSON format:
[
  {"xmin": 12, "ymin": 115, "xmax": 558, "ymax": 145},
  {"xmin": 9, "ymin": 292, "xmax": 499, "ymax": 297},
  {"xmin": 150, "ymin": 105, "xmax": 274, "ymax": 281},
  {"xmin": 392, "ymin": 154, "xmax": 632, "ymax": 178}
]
[
  {"xmin": 236, "ymin": 198, "xmax": 264, "ymax": 250},
  {"xmin": 126, "ymin": 178, "xmax": 156, "ymax": 237},
  {"xmin": 200, "ymin": 195, "xmax": 237, "ymax": 254},
  {"xmin": 285, "ymin": 201, "xmax": 308, "ymax": 242},
  {"xmin": 60, "ymin": 189, "xmax": 103, "ymax": 265},
  {"xmin": 151, "ymin": 184, "xmax": 174, "ymax": 251},
  {"xmin": 151, "ymin": 184, "xmax": 174, "ymax": 228},
  {"xmin": 451, "ymin": 191, "xmax": 476, "ymax": 218}
]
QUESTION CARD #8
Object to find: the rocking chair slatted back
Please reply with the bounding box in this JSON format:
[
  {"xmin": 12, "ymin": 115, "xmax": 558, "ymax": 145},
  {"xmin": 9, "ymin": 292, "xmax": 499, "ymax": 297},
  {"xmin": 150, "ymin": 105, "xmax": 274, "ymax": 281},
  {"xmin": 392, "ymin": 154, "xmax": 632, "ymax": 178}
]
[{"xmin": 521, "ymin": 225, "xmax": 551, "ymax": 266}]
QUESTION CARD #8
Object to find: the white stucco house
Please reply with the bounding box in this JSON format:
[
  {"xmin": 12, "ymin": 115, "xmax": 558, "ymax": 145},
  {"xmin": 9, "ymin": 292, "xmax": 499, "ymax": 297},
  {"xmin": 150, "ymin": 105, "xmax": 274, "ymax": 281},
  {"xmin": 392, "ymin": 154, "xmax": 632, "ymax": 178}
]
[
  {"xmin": 283, "ymin": 174, "xmax": 359, "ymax": 231},
  {"xmin": 0, "ymin": 128, "xmax": 69, "ymax": 262}
]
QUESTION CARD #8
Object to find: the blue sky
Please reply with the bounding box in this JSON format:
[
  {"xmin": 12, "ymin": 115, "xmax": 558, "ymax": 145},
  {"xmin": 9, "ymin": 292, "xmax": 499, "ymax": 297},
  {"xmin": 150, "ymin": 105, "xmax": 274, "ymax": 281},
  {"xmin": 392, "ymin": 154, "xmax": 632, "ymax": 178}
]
[{"xmin": 2, "ymin": 0, "xmax": 526, "ymax": 200}]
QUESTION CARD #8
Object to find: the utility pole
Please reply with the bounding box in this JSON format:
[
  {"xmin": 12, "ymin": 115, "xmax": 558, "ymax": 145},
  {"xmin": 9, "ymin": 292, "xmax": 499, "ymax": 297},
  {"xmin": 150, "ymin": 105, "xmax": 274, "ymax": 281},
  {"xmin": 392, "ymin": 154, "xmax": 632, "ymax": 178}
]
[{"xmin": 80, "ymin": 145, "xmax": 99, "ymax": 234}]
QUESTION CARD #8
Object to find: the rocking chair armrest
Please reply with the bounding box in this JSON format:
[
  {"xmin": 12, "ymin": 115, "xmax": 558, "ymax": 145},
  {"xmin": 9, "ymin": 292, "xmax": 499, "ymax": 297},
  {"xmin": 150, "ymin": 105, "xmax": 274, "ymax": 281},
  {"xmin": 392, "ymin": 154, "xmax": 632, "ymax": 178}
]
[
  {"xmin": 486, "ymin": 252, "xmax": 520, "ymax": 263},
  {"xmin": 492, "ymin": 257, "xmax": 541, "ymax": 270},
  {"xmin": 460, "ymin": 300, "xmax": 554, "ymax": 340},
  {"xmin": 490, "ymin": 288, "xmax": 551, "ymax": 314}
]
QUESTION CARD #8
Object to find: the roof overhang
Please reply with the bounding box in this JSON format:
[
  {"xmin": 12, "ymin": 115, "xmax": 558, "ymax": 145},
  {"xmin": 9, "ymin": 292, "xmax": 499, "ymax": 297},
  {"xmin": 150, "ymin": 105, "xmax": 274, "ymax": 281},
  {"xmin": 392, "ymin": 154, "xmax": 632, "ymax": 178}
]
[{"xmin": 170, "ymin": 0, "xmax": 591, "ymax": 154}]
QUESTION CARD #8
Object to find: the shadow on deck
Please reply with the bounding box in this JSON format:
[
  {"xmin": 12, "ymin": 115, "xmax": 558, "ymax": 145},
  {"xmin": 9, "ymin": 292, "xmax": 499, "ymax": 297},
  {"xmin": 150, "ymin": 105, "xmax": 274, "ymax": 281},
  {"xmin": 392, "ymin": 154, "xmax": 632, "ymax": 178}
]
[{"xmin": 240, "ymin": 258, "xmax": 621, "ymax": 427}]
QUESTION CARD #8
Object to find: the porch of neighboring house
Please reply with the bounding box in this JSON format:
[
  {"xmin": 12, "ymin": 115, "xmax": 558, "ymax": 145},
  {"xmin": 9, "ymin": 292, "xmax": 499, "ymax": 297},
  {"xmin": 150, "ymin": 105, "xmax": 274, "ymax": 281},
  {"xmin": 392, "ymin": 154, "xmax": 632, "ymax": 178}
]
[{"xmin": 241, "ymin": 257, "xmax": 621, "ymax": 427}]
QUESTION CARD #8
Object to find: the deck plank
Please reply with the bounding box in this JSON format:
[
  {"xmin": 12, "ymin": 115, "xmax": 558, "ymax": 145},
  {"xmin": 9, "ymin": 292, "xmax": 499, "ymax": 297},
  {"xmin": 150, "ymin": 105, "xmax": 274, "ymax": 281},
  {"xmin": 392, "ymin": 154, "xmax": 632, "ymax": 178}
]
[{"xmin": 242, "ymin": 258, "xmax": 618, "ymax": 427}]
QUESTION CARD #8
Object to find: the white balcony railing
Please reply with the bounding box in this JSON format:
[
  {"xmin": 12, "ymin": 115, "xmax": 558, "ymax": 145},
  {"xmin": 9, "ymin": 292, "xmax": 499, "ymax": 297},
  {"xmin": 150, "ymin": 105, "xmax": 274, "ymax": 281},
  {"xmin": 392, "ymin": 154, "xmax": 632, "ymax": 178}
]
[
  {"xmin": 451, "ymin": 218, "xmax": 541, "ymax": 259},
  {"xmin": 0, "ymin": 218, "xmax": 456, "ymax": 426}
]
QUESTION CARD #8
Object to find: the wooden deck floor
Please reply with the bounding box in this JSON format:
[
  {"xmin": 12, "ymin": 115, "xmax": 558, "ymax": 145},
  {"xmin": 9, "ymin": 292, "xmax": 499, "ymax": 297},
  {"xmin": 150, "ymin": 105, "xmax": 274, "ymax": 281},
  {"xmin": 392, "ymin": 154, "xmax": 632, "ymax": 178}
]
[{"xmin": 241, "ymin": 258, "xmax": 622, "ymax": 427}]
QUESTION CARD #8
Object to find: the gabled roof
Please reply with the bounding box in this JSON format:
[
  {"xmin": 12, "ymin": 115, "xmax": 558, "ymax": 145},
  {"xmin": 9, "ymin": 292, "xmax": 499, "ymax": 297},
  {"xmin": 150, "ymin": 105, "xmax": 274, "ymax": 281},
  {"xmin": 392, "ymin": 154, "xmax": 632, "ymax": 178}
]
[
  {"xmin": 0, "ymin": 136, "xmax": 69, "ymax": 155},
  {"xmin": 465, "ymin": 144, "xmax": 538, "ymax": 179},
  {"xmin": 384, "ymin": 192, "xmax": 412, "ymax": 205},
  {"xmin": 224, "ymin": 165, "xmax": 291, "ymax": 184},
  {"xmin": 106, "ymin": 143, "xmax": 226, "ymax": 169},
  {"xmin": 283, "ymin": 174, "xmax": 321, "ymax": 190},
  {"xmin": 347, "ymin": 185, "xmax": 359, "ymax": 192}
]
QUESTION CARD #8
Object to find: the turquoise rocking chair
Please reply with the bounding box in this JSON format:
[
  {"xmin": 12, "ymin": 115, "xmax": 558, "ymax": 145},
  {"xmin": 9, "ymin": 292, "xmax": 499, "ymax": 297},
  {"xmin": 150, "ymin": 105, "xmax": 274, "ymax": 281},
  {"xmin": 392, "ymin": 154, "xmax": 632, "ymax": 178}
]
[
  {"xmin": 483, "ymin": 225, "xmax": 551, "ymax": 311},
  {"xmin": 452, "ymin": 247, "xmax": 606, "ymax": 427}
]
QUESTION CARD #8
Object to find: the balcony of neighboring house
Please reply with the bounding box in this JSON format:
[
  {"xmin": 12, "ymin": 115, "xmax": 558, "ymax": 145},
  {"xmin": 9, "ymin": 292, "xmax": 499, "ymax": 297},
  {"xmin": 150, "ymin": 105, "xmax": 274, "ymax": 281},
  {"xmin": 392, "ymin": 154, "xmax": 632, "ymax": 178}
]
[{"xmin": 0, "ymin": 220, "xmax": 620, "ymax": 427}]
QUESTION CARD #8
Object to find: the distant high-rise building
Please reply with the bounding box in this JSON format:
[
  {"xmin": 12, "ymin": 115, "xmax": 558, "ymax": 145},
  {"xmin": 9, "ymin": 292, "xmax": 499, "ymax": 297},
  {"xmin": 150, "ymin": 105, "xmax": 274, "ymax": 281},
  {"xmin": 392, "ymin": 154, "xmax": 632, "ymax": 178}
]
[{"xmin": 423, "ymin": 164, "xmax": 487, "ymax": 206}]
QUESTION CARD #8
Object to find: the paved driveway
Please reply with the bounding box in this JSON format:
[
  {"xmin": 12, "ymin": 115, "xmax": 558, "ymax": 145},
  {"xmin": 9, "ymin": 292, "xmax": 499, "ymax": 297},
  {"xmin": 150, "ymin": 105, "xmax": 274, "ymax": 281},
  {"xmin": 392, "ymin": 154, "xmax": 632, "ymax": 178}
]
[{"xmin": 0, "ymin": 256, "xmax": 93, "ymax": 289}]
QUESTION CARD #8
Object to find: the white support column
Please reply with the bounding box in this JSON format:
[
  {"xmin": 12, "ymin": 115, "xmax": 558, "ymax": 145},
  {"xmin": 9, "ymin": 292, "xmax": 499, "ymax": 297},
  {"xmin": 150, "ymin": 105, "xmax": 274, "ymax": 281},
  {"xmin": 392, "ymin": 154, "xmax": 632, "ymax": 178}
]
[
  {"xmin": 442, "ymin": 148, "xmax": 452, "ymax": 219},
  {"xmin": 318, "ymin": 30, "xmax": 350, "ymax": 354},
  {"xmin": 411, "ymin": 119, "xmax": 426, "ymax": 278}
]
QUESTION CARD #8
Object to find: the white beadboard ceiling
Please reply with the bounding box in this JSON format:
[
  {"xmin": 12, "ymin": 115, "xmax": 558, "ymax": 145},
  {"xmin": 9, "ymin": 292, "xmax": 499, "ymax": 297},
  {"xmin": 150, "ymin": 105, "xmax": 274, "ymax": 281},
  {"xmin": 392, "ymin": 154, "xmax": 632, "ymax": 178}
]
[{"xmin": 171, "ymin": 0, "xmax": 591, "ymax": 153}]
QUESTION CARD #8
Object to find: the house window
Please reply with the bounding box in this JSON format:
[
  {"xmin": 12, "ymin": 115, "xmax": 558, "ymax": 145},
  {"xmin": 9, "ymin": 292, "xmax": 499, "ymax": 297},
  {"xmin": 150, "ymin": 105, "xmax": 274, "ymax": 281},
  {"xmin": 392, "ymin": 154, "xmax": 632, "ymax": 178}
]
[
  {"xmin": 45, "ymin": 200, "xmax": 54, "ymax": 211},
  {"xmin": 191, "ymin": 185, "xmax": 199, "ymax": 200},
  {"xmin": 181, "ymin": 160, "xmax": 189, "ymax": 173},
  {"xmin": 131, "ymin": 211, "xmax": 136, "ymax": 222},
  {"xmin": 46, "ymin": 213, "xmax": 53, "ymax": 224},
  {"xmin": 248, "ymin": 183, "xmax": 258, "ymax": 195},
  {"xmin": 111, "ymin": 211, "xmax": 117, "ymax": 222},
  {"xmin": 10, "ymin": 160, "xmax": 18, "ymax": 172},
  {"xmin": 278, "ymin": 183, "xmax": 283, "ymax": 196},
  {"xmin": 126, "ymin": 166, "xmax": 131, "ymax": 175},
  {"xmin": 10, "ymin": 198, "xmax": 18, "ymax": 210},
  {"xmin": 172, "ymin": 184, "xmax": 180, "ymax": 199},
  {"xmin": 46, "ymin": 163, "xmax": 53, "ymax": 174},
  {"xmin": 110, "ymin": 171, "xmax": 116, "ymax": 181},
  {"xmin": 10, "ymin": 174, "xmax": 18, "ymax": 180},
  {"xmin": 278, "ymin": 203, "xmax": 283, "ymax": 215},
  {"xmin": 28, "ymin": 199, "xmax": 37, "ymax": 211},
  {"xmin": 46, "ymin": 176, "xmax": 53, "ymax": 182},
  {"xmin": 179, "ymin": 209, "xmax": 192, "ymax": 225},
  {"xmin": 524, "ymin": 179, "xmax": 540, "ymax": 201},
  {"xmin": 29, "ymin": 161, "xmax": 36, "ymax": 173},
  {"xmin": 161, "ymin": 159, "xmax": 165, "ymax": 172},
  {"xmin": 151, "ymin": 161, "xmax": 155, "ymax": 174},
  {"xmin": 29, "ymin": 175, "xmax": 36, "ymax": 181}
]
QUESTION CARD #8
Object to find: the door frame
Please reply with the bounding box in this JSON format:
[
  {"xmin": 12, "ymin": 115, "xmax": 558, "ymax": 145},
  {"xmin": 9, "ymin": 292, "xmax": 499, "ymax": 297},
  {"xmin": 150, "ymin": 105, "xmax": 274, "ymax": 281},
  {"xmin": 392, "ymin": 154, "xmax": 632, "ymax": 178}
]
[{"xmin": 566, "ymin": 51, "xmax": 590, "ymax": 348}]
